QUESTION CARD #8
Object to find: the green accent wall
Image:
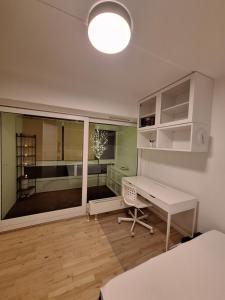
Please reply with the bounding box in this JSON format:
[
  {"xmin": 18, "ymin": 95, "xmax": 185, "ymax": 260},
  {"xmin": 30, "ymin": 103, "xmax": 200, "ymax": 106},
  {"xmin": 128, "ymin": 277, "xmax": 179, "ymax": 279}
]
[{"xmin": 115, "ymin": 126, "xmax": 137, "ymax": 175}]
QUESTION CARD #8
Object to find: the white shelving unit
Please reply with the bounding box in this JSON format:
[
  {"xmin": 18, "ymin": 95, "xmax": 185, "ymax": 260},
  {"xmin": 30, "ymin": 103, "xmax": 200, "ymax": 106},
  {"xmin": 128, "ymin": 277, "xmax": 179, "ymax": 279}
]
[
  {"xmin": 157, "ymin": 124, "xmax": 191, "ymax": 151},
  {"xmin": 161, "ymin": 101, "xmax": 189, "ymax": 118},
  {"xmin": 160, "ymin": 80, "xmax": 190, "ymax": 125},
  {"xmin": 139, "ymin": 96, "xmax": 157, "ymax": 128},
  {"xmin": 137, "ymin": 72, "xmax": 213, "ymax": 152},
  {"xmin": 106, "ymin": 165, "xmax": 133, "ymax": 195},
  {"xmin": 157, "ymin": 123, "xmax": 209, "ymax": 152},
  {"xmin": 137, "ymin": 128, "xmax": 157, "ymax": 149}
]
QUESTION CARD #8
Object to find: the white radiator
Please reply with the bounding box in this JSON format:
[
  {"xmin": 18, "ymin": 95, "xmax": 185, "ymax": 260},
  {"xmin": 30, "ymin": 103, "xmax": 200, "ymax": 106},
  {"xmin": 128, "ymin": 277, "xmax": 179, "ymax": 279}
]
[{"xmin": 88, "ymin": 196, "xmax": 126, "ymax": 216}]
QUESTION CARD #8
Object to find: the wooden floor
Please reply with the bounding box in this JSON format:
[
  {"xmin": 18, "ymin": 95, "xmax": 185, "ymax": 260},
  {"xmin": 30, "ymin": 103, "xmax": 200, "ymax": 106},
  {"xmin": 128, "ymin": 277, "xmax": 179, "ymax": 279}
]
[{"xmin": 0, "ymin": 210, "xmax": 182, "ymax": 300}]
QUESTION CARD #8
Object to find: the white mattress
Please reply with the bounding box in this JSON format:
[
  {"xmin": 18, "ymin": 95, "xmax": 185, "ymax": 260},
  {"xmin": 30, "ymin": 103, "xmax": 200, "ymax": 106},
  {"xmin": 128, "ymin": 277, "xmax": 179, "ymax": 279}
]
[{"xmin": 101, "ymin": 230, "xmax": 225, "ymax": 300}]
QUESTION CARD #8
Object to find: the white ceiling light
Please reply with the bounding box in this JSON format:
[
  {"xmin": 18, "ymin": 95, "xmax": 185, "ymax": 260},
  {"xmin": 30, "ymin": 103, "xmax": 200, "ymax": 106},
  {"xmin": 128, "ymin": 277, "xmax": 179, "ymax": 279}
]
[{"xmin": 88, "ymin": 1, "xmax": 132, "ymax": 54}]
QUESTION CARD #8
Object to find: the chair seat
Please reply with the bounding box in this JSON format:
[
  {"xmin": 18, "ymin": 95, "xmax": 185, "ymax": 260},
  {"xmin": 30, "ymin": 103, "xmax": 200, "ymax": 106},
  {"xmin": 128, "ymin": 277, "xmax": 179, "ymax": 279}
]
[{"xmin": 134, "ymin": 194, "xmax": 152, "ymax": 209}]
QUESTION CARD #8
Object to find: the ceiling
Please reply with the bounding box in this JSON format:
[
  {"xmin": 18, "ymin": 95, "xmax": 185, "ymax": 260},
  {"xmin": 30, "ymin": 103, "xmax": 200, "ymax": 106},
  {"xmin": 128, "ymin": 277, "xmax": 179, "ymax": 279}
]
[{"xmin": 0, "ymin": 0, "xmax": 225, "ymax": 118}]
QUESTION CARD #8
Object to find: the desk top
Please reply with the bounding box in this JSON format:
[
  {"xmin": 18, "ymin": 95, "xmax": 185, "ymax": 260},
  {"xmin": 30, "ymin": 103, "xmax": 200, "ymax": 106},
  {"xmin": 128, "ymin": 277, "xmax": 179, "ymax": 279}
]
[{"xmin": 123, "ymin": 176, "xmax": 196, "ymax": 206}]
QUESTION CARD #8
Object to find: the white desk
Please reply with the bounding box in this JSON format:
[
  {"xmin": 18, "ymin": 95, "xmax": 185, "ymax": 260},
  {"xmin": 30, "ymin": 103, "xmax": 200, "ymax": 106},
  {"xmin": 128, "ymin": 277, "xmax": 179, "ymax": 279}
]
[{"xmin": 123, "ymin": 176, "xmax": 197, "ymax": 251}]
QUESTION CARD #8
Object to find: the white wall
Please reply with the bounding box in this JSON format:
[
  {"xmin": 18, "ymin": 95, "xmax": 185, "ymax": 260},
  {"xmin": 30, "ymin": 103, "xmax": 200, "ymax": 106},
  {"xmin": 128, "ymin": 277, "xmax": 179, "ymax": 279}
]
[
  {"xmin": 115, "ymin": 126, "xmax": 137, "ymax": 175},
  {"xmin": 140, "ymin": 76, "xmax": 225, "ymax": 233},
  {"xmin": 0, "ymin": 72, "xmax": 137, "ymax": 118}
]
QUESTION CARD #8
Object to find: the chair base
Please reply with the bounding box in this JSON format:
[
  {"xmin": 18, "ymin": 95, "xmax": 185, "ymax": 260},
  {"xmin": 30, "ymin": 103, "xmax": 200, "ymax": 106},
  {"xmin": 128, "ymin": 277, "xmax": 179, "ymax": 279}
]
[{"xmin": 118, "ymin": 209, "xmax": 154, "ymax": 236}]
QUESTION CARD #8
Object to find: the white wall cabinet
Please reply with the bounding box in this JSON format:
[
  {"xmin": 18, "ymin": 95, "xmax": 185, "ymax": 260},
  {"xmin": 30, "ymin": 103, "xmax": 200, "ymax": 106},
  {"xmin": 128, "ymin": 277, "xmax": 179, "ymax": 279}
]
[{"xmin": 137, "ymin": 72, "xmax": 213, "ymax": 152}]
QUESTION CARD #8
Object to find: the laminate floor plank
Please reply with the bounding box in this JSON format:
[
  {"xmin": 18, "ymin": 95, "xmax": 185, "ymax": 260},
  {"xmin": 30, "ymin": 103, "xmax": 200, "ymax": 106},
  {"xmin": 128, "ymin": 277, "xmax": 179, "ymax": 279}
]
[{"xmin": 0, "ymin": 210, "xmax": 181, "ymax": 300}]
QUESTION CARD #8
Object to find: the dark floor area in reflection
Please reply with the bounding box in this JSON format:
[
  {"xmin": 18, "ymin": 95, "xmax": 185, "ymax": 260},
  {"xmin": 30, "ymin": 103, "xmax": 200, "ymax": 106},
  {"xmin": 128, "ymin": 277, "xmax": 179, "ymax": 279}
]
[{"xmin": 5, "ymin": 186, "xmax": 115, "ymax": 219}]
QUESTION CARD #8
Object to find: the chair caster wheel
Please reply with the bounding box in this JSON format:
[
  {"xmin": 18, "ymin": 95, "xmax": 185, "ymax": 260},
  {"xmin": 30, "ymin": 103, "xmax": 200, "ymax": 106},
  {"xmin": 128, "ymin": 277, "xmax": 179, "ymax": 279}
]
[
  {"xmin": 131, "ymin": 232, "xmax": 135, "ymax": 237},
  {"xmin": 118, "ymin": 220, "xmax": 121, "ymax": 224},
  {"xmin": 150, "ymin": 229, "xmax": 154, "ymax": 234}
]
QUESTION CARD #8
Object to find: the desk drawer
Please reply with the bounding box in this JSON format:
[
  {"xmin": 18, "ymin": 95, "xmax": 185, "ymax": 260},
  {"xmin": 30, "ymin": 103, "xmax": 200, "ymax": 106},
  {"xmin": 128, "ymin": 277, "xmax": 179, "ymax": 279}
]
[{"xmin": 138, "ymin": 190, "xmax": 169, "ymax": 212}]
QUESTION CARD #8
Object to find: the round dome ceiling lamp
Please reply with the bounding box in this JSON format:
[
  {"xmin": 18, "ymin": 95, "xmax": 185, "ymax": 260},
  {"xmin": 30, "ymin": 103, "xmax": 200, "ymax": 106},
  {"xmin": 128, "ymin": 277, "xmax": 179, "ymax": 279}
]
[{"xmin": 88, "ymin": 1, "xmax": 132, "ymax": 54}]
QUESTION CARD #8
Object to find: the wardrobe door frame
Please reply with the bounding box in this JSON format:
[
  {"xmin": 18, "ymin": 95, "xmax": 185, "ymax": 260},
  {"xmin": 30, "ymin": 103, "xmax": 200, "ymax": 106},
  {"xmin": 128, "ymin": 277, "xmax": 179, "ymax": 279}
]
[{"xmin": 0, "ymin": 106, "xmax": 89, "ymax": 232}]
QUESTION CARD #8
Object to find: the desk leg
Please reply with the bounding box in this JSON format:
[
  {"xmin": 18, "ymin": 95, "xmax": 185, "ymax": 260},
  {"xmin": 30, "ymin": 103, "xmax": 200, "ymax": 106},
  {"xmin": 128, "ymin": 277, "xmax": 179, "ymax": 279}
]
[
  {"xmin": 191, "ymin": 206, "xmax": 197, "ymax": 237},
  {"xmin": 166, "ymin": 213, "xmax": 171, "ymax": 252}
]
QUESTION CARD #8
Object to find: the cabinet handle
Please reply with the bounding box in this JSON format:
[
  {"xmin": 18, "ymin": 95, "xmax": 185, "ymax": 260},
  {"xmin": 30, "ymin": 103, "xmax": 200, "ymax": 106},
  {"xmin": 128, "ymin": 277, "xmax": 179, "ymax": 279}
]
[{"xmin": 149, "ymin": 194, "xmax": 156, "ymax": 198}]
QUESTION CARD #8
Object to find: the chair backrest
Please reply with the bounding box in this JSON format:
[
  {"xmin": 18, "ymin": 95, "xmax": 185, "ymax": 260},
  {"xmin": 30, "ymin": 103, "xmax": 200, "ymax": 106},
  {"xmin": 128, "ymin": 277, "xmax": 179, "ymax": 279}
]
[{"xmin": 122, "ymin": 182, "xmax": 137, "ymax": 206}]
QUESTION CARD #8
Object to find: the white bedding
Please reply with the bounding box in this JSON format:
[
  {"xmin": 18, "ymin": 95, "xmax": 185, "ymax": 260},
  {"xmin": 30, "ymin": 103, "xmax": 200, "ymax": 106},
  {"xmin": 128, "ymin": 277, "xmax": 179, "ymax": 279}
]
[{"xmin": 101, "ymin": 230, "xmax": 225, "ymax": 300}]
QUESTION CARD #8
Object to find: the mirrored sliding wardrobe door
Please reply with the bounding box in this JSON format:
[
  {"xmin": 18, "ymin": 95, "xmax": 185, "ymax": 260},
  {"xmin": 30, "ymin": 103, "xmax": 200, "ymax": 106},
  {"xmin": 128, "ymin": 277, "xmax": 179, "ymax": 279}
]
[
  {"xmin": 1, "ymin": 112, "xmax": 86, "ymax": 221},
  {"xmin": 87, "ymin": 122, "xmax": 137, "ymax": 202}
]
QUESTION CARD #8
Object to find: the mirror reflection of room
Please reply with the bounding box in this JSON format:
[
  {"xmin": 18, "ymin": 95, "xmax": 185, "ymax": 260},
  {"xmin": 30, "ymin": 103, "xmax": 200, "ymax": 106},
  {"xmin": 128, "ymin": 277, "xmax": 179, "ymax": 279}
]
[
  {"xmin": 88, "ymin": 123, "xmax": 137, "ymax": 201},
  {"xmin": 1, "ymin": 113, "xmax": 137, "ymax": 220},
  {"xmin": 1, "ymin": 112, "xmax": 85, "ymax": 219}
]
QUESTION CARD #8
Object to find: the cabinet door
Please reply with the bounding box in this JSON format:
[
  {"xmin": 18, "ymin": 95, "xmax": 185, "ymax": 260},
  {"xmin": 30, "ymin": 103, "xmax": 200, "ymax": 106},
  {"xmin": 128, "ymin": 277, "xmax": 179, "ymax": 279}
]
[
  {"xmin": 160, "ymin": 78, "xmax": 191, "ymax": 126},
  {"xmin": 139, "ymin": 95, "xmax": 157, "ymax": 128},
  {"xmin": 64, "ymin": 121, "xmax": 83, "ymax": 161},
  {"xmin": 42, "ymin": 120, "xmax": 60, "ymax": 161}
]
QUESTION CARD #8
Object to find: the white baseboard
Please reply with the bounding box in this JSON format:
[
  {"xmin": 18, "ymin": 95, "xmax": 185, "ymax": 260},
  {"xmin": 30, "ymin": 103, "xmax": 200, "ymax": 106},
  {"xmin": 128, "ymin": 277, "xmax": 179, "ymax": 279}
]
[{"xmin": 0, "ymin": 206, "xmax": 86, "ymax": 232}]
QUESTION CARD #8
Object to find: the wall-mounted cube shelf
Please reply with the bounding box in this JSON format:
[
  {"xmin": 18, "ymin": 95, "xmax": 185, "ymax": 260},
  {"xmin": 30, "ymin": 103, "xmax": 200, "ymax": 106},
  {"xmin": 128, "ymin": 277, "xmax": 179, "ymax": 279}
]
[{"xmin": 137, "ymin": 72, "xmax": 213, "ymax": 152}]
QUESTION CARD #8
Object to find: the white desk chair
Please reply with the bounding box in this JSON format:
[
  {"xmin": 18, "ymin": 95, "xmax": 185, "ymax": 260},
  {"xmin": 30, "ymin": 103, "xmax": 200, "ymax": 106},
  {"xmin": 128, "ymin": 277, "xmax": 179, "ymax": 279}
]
[{"xmin": 118, "ymin": 182, "xmax": 154, "ymax": 236}]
